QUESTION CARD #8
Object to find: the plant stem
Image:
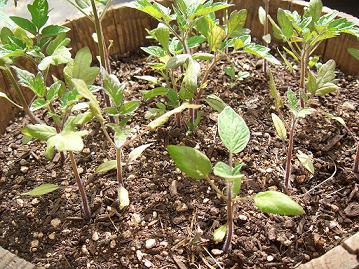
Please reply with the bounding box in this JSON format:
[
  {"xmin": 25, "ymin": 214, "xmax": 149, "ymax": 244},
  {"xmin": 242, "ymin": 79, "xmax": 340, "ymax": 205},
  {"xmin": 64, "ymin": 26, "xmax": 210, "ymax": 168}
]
[
  {"xmin": 353, "ymin": 142, "xmax": 359, "ymax": 177},
  {"xmin": 205, "ymin": 176, "xmax": 225, "ymax": 199},
  {"xmin": 223, "ymin": 151, "xmax": 234, "ymax": 253},
  {"xmin": 116, "ymin": 148, "xmax": 123, "ymax": 185},
  {"xmin": 284, "ymin": 117, "xmax": 297, "ymax": 192},
  {"xmin": 68, "ymin": 151, "xmax": 91, "ymax": 220},
  {"xmin": 4, "ymin": 67, "xmax": 40, "ymax": 124},
  {"xmin": 263, "ymin": 0, "xmax": 269, "ymax": 75},
  {"xmin": 299, "ymin": 48, "xmax": 307, "ymax": 108}
]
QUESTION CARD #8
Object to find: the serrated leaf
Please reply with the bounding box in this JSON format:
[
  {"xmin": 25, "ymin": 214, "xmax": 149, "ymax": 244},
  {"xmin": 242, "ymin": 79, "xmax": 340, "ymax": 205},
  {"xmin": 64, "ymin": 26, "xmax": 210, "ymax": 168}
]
[
  {"xmin": 128, "ymin": 143, "xmax": 152, "ymax": 164},
  {"xmin": 27, "ymin": 0, "xmax": 49, "ymax": 29},
  {"xmin": 271, "ymin": 113, "xmax": 287, "ymax": 140},
  {"xmin": 148, "ymin": 103, "xmax": 200, "ymax": 130},
  {"xmin": 244, "ymin": 43, "xmax": 280, "ymax": 65},
  {"xmin": 306, "ymin": 0, "xmax": 323, "ymax": 23},
  {"xmin": 297, "ymin": 150, "xmax": 314, "ymax": 174},
  {"xmin": 48, "ymin": 130, "xmax": 88, "ymax": 152},
  {"xmin": 22, "ymin": 183, "xmax": 59, "ymax": 196},
  {"xmin": 287, "ymin": 89, "xmax": 299, "ymax": 112},
  {"xmin": 194, "ymin": 2, "xmax": 232, "ymax": 17},
  {"xmin": 167, "ymin": 145, "xmax": 212, "ymax": 180},
  {"xmin": 96, "ymin": 160, "xmax": 117, "ymax": 173},
  {"xmin": 213, "ymin": 224, "xmax": 226, "ymax": 242},
  {"xmin": 38, "ymin": 46, "xmax": 72, "ymax": 71},
  {"xmin": 117, "ymin": 186, "xmax": 129, "ymax": 210},
  {"xmin": 22, "ymin": 124, "xmax": 57, "ymax": 141},
  {"xmin": 218, "ymin": 106, "xmax": 250, "ymax": 154},
  {"xmin": 13, "ymin": 67, "xmax": 46, "ymax": 97},
  {"xmin": 268, "ymin": 70, "xmax": 283, "ymax": 110},
  {"xmin": 254, "ymin": 191, "xmax": 305, "ymax": 216}
]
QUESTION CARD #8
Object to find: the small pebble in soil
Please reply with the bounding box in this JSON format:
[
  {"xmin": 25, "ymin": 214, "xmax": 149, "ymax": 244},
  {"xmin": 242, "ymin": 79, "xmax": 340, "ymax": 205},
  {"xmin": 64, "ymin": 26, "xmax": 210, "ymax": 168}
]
[
  {"xmin": 211, "ymin": 249, "xmax": 223, "ymax": 256},
  {"xmin": 81, "ymin": 244, "xmax": 90, "ymax": 255},
  {"xmin": 92, "ymin": 231, "xmax": 99, "ymax": 241},
  {"xmin": 50, "ymin": 218, "xmax": 61, "ymax": 228},
  {"xmin": 48, "ymin": 232, "xmax": 56, "ymax": 240},
  {"xmin": 145, "ymin": 239, "xmax": 156, "ymax": 249},
  {"xmin": 31, "ymin": 198, "xmax": 39, "ymax": 206},
  {"xmin": 16, "ymin": 199, "xmax": 24, "ymax": 207},
  {"xmin": 238, "ymin": 214, "xmax": 248, "ymax": 221},
  {"xmin": 143, "ymin": 259, "xmax": 153, "ymax": 268},
  {"xmin": 267, "ymin": 255, "xmax": 274, "ymax": 262},
  {"xmin": 30, "ymin": 240, "xmax": 39, "ymax": 249},
  {"xmin": 20, "ymin": 166, "xmax": 29, "ymax": 173},
  {"xmin": 110, "ymin": 240, "xmax": 116, "ymax": 249}
]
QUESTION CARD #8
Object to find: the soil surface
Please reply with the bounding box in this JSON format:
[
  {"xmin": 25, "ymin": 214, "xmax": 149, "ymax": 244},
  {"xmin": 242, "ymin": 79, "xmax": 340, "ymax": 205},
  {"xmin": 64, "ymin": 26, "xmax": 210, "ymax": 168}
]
[{"xmin": 0, "ymin": 48, "xmax": 358, "ymax": 269}]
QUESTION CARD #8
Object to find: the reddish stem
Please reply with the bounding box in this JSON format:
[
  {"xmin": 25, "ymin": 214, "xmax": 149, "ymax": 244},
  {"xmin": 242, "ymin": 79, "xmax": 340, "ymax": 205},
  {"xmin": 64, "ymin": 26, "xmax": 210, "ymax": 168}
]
[
  {"xmin": 353, "ymin": 142, "xmax": 359, "ymax": 177},
  {"xmin": 284, "ymin": 118, "xmax": 297, "ymax": 192}
]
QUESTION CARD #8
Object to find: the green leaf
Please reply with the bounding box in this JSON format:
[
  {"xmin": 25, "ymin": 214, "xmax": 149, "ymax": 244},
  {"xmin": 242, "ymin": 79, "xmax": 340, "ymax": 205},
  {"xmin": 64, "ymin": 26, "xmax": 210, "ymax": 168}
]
[
  {"xmin": 306, "ymin": 0, "xmax": 323, "ymax": 23},
  {"xmin": 10, "ymin": 16, "xmax": 37, "ymax": 35},
  {"xmin": 194, "ymin": 2, "xmax": 232, "ymax": 17},
  {"xmin": 38, "ymin": 46, "xmax": 72, "ymax": 71},
  {"xmin": 228, "ymin": 9, "xmax": 247, "ymax": 37},
  {"xmin": 218, "ymin": 106, "xmax": 250, "ymax": 154},
  {"xmin": 142, "ymin": 87, "xmax": 169, "ymax": 100},
  {"xmin": 120, "ymin": 100, "xmax": 140, "ymax": 115},
  {"xmin": 166, "ymin": 54, "xmax": 190, "ymax": 69},
  {"xmin": 22, "ymin": 124, "xmax": 57, "ymax": 141},
  {"xmin": 348, "ymin": 48, "xmax": 359, "ymax": 61},
  {"xmin": 271, "ymin": 113, "xmax": 287, "ymax": 140},
  {"xmin": 205, "ymin": 94, "xmax": 227, "ymax": 113},
  {"xmin": 287, "ymin": 89, "xmax": 299, "ymax": 112},
  {"xmin": 67, "ymin": 47, "xmax": 100, "ymax": 85},
  {"xmin": 13, "ymin": 67, "xmax": 46, "ymax": 97},
  {"xmin": 208, "ymin": 25, "xmax": 225, "ymax": 52},
  {"xmin": 30, "ymin": 98, "xmax": 47, "ymax": 111},
  {"xmin": 141, "ymin": 46, "xmax": 165, "ymax": 58},
  {"xmin": 243, "ymin": 44, "xmax": 280, "ymax": 65},
  {"xmin": 134, "ymin": 75, "xmax": 159, "ymax": 84},
  {"xmin": 27, "ymin": 0, "xmax": 49, "ymax": 29},
  {"xmin": 167, "ymin": 145, "xmax": 212, "ymax": 180},
  {"xmin": 323, "ymin": 112, "xmax": 346, "ymax": 126},
  {"xmin": 254, "ymin": 191, "xmax": 305, "ymax": 216},
  {"xmin": 41, "ymin": 25, "xmax": 70, "ymax": 37},
  {"xmin": 214, "ymin": 161, "xmax": 244, "ymax": 179},
  {"xmin": 224, "ymin": 65, "xmax": 236, "ymax": 79},
  {"xmin": 63, "ymin": 112, "xmax": 94, "ymax": 131},
  {"xmin": 148, "ymin": 103, "xmax": 200, "ymax": 130},
  {"xmin": 268, "ymin": 70, "xmax": 283, "ymax": 110},
  {"xmin": 307, "ymin": 70, "xmax": 317, "ymax": 94},
  {"xmin": 22, "ymin": 183, "xmax": 59, "ymax": 196},
  {"xmin": 0, "ymin": 91, "xmax": 22, "ymax": 108},
  {"xmin": 72, "ymin": 79, "xmax": 104, "ymax": 123},
  {"xmin": 96, "ymin": 160, "xmax": 117, "ymax": 173},
  {"xmin": 192, "ymin": 52, "xmax": 214, "ymax": 61},
  {"xmin": 277, "ymin": 8, "xmax": 293, "ymax": 39},
  {"xmin": 128, "ymin": 143, "xmax": 152, "ymax": 164},
  {"xmin": 128, "ymin": 0, "xmax": 171, "ymax": 22},
  {"xmin": 112, "ymin": 127, "xmax": 131, "ymax": 149},
  {"xmin": 47, "ymin": 81, "xmax": 63, "ymax": 102},
  {"xmin": 46, "ymin": 33, "xmax": 71, "ymax": 56},
  {"xmin": 316, "ymin": 59, "xmax": 336, "ymax": 88},
  {"xmin": 103, "ymin": 71, "xmax": 125, "ymax": 107},
  {"xmin": 187, "ymin": 35, "xmax": 206, "ymax": 49},
  {"xmin": 315, "ymin": 83, "xmax": 338, "ymax": 96},
  {"xmin": 213, "ymin": 225, "xmax": 226, "ymax": 242},
  {"xmin": 296, "ymin": 108, "xmax": 316, "ymax": 118},
  {"xmin": 182, "ymin": 58, "xmax": 200, "ymax": 94},
  {"xmin": 150, "ymin": 23, "xmax": 170, "ymax": 52},
  {"xmin": 258, "ymin": 6, "xmax": 266, "ymax": 25},
  {"xmin": 117, "ymin": 186, "xmax": 129, "ymax": 210},
  {"xmin": 297, "ymin": 150, "xmax": 314, "ymax": 174},
  {"xmin": 48, "ymin": 130, "xmax": 88, "ymax": 152}
]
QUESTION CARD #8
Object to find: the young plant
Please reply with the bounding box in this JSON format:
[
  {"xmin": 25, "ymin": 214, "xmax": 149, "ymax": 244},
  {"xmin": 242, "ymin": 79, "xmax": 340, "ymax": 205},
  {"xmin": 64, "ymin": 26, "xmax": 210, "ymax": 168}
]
[
  {"xmin": 128, "ymin": 0, "xmax": 279, "ymax": 127},
  {"xmin": 0, "ymin": 0, "xmax": 71, "ymax": 124},
  {"xmin": 272, "ymin": 89, "xmax": 316, "ymax": 192},
  {"xmin": 269, "ymin": 0, "xmax": 359, "ymax": 106},
  {"xmin": 168, "ymin": 106, "xmax": 304, "ymax": 252}
]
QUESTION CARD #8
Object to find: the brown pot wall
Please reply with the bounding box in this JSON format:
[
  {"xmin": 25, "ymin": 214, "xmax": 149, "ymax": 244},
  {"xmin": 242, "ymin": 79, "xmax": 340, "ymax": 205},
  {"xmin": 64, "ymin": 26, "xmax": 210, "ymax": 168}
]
[{"xmin": 0, "ymin": 0, "xmax": 358, "ymax": 134}]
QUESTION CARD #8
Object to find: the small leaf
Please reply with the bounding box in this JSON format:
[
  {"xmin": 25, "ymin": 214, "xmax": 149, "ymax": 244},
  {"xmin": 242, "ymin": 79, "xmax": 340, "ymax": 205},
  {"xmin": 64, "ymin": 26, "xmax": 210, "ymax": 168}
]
[
  {"xmin": 213, "ymin": 225, "xmax": 227, "ymax": 242},
  {"xmin": 271, "ymin": 113, "xmax": 287, "ymax": 140},
  {"xmin": 315, "ymin": 83, "xmax": 338, "ymax": 96},
  {"xmin": 348, "ymin": 48, "xmax": 359, "ymax": 61},
  {"xmin": 30, "ymin": 98, "xmax": 47, "ymax": 111},
  {"xmin": 192, "ymin": 52, "xmax": 214, "ymax": 61},
  {"xmin": 141, "ymin": 87, "xmax": 169, "ymax": 100},
  {"xmin": 182, "ymin": 58, "xmax": 200, "ymax": 94},
  {"xmin": 296, "ymin": 108, "xmax": 316, "ymax": 118},
  {"xmin": 268, "ymin": 70, "xmax": 283, "ymax": 110},
  {"xmin": 27, "ymin": 0, "xmax": 49, "ymax": 29},
  {"xmin": 205, "ymin": 94, "xmax": 227, "ymax": 113},
  {"xmin": 208, "ymin": 25, "xmax": 225, "ymax": 52},
  {"xmin": 254, "ymin": 191, "xmax": 305, "ymax": 216},
  {"xmin": 103, "ymin": 71, "xmax": 125, "ymax": 107},
  {"xmin": 119, "ymin": 101, "xmax": 140, "ymax": 115},
  {"xmin": 22, "ymin": 183, "xmax": 59, "ymax": 196},
  {"xmin": 166, "ymin": 54, "xmax": 190, "ymax": 69},
  {"xmin": 128, "ymin": 143, "xmax": 152, "ymax": 164},
  {"xmin": 117, "ymin": 186, "xmax": 129, "ymax": 210},
  {"xmin": 218, "ymin": 106, "xmax": 250, "ymax": 154},
  {"xmin": 0, "ymin": 91, "xmax": 22, "ymax": 108},
  {"xmin": 38, "ymin": 46, "xmax": 72, "ymax": 71},
  {"xmin": 323, "ymin": 112, "xmax": 346, "ymax": 126},
  {"xmin": 41, "ymin": 25, "xmax": 70, "ymax": 37},
  {"xmin": 287, "ymin": 89, "xmax": 299, "ymax": 112},
  {"xmin": 228, "ymin": 9, "xmax": 247, "ymax": 37},
  {"xmin": 10, "ymin": 16, "xmax": 37, "ymax": 35},
  {"xmin": 96, "ymin": 160, "xmax": 117, "ymax": 174},
  {"xmin": 297, "ymin": 150, "xmax": 315, "ymax": 174},
  {"xmin": 167, "ymin": 145, "xmax": 212, "ymax": 180},
  {"xmin": 22, "ymin": 124, "xmax": 57, "ymax": 141},
  {"xmin": 258, "ymin": 6, "xmax": 266, "ymax": 25},
  {"xmin": 47, "ymin": 130, "xmax": 88, "ymax": 152}
]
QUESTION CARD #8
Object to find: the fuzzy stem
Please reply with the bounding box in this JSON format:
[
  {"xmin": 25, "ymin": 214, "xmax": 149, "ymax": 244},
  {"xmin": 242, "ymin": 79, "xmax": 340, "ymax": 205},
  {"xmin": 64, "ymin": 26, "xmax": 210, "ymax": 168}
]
[
  {"xmin": 263, "ymin": 0, "xmax": 269, "ymax": 75},
  {"xmin": 223, "ymin": 151, "xmax": 234, "ymax": 253},
  {"xmin": 68, "ymin": 151, "xmax": 91, "ymax": 220},
  {"xmin": 299, "ymin": 49, "xmax": 307, "ymax": 108},
  {"xmin": 284, "ymin": 117, "xmax": 297, "ymax": 192},
  {"xmin": 116, "ymin": 148, "xmax": 123, "ymax": 185},
  {"xmin": 4, "ymin": 67, "xmax": 40, "ymax": 124},
  {"xmin": 205, "ymin": 176, "xmax": 225, "ymax": 199},
  {"xmin": 353, "ymin": 142, "xmax": 359, "ymax": 176}
]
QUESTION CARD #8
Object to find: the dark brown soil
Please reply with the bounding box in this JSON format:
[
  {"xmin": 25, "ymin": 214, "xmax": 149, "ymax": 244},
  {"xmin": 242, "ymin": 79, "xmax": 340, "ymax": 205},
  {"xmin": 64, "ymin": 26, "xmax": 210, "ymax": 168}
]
[{"xmin": 0, "ymin": 49, "xmax": 358, "ymax": 269}]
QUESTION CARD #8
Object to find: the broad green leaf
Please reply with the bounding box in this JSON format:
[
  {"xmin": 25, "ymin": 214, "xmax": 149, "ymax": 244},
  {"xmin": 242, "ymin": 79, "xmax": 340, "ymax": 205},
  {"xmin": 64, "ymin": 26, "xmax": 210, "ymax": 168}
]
[
  {"xmin": 128, "ymin": 0, "xmax": 171, "ymax": 22},
  {"xmin": 134, "ymin": 75, "xmax": 159, "ymax": 84},
  {"xmin": 224, "ymin": 65, "xmax": 236, "ymax": 79},
  {"xmin": 228, "ymin": 9, "xmax": 247, "ymax": 37},
  {"xmin": 214, "ymin": 161, "xmax": 244, "ymax": 179},
  {"xmin": 30, "ymin": 98, "xmax": 47, "ymax": 111},
  {"xmin": 208, "ymin": 25, "xmax": 225, "ymax": 52},
  {"xmin": 307, "ymin": 70, "xmax": 317, "ymax": 94},
  {"xmin": 166, "ymin": 54, "xmax": 190, "ymax": 69},
  {"xmin": 348, "ymin": 48, "xmax": 359, "ymax": 61},
  {"xmin": 22, "ymin": 124, "xmax": 57, "ymax": 141},
  {"xmin": 268, "ymin": 70, "xmax": 283, "ymax": 110},
  {"xmin": 46, "ymin": 33, "xmax": 71, "ymax": 56},
  {"xmin": 41, "ymin": 25, "xmax": 70, "ymax": 37},
  {"xmin": 306, "ymin": 0, "xmax": 323, "ymax": 23},
  {"xmin": 117, "ymin": 186, "xmax": 129, "ymax": 210},
  {"xmin": 205, "ymin": 94, "xmax": 227, "ymax": 113},
  {"xmin": 112, "ymin": 127, "xmax": 131, "ymax": 149},
  {"xmin": 218, "ymin": 106, "xmax": 250, "ymax": 154},
  {"xmin": 68, "ymin": 47, "xmax": 100, "ymax": 85},
  {"xmin": 150, "ymin": 23, "xmax": 170, "ymax": 52},
  {"xmin": 141, "ymin": 87, "xmax": 169, "ymax": 100},
  {"xmin": 315, "ymin": 83, "xmax": 338, "ymax": 96},
  {"xmin": 63, "ymin": 112, "xmax": 93, "ymax": 131},
  {"xmin": 194, "ymin": 2, "xmax": 232, "ymax": 17},
  {"xmin": 148, "ymin": 103, "xmax": 200, "ymax": 130},
  {"xmin": 72, "ymin": 79, "xmax": 104, "ymax": 123},
  {"xmin": 38, "ymin": 46, "xmax": 72, "ymax": 71},
  {"xmin": 287, "ymin": 89, "xmax": 299, "ymax": 112},
  {"xmin": 258, "ymin": 6, "xmax": 266, "ymax": 25},
  {"xmin": 271, "ymin": 113, "xmax": 287, "ymax": 140},
  {"xmin": 244, "ymin": 44, "xmax": 280, "ymax": 65},
  {"xmin": 268, "ymin": 15, "xmax": 284, "ymax": 40},
  {"xmin": 10, "ymin": 16, "xmax": 37, "ymax": 35},
  {"xmin": 316, "ymin": 59, "xmax": 336, "ymax": 88},
  {"xmin": 187, "ymin": 35, "xmax": 206, "ymax": 49},
  {"xmin": 0, "ymin": 91, "xmax": 22, "ymax": 108},
  {"xmin": 96, "ymin": 160, "xmax": 117, "ymax": 173},
  {"xmin": 182, "ymin": 58, "xmax": 200, "ymax": 93},
  {"xmin": 128, "ymin": 143, "xmax": 152, "ymax": 164},
  {"xmin": 297, "ymin": 150, "xmax": 314, "ymax": 174},
  {"xmin": 167, "ymin": 145, "xmax": 212, "ymax": 180},
  {"xmin": 13, "ymin": 67, "xmax": 46, "ymax": 97},
  {"xmin": 213, "ymin": 225, "xmax": 226, "ymax": 242},
  {"xmin": 22, "ymin": 183, "xmax": 59, "ymax": 196},
  {"xmin": 120, "ymin": 100, "xmax": 140, "ymax": 115},
  {"xmin": 47, "ymin": 81, "xmax": 63, "ymax": 102},
  {"xmin": 254, "ymin": 191, "xmax": 305, "ymax": 216},
  {"xmin": 103, "ymin": 71, "xmax": 125, "ymax": 107},
  {"xmin": 27, "ymin": 0, "xmax": 49, "ymax": 29},
  {"xmin": 141, "ymin": 46, "xmax": 165, "ymax": 58},
  {"xmin": 48, "ymin": 130, "xmax": 88, "ymax": 152},
  {"xmin": 277, "ymin": 8, "xmax": 293, "ymax": 39}
]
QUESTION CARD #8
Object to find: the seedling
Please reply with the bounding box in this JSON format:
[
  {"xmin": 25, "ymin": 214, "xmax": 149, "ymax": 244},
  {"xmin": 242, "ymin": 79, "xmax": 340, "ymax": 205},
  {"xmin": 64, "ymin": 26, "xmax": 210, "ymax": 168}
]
[
  {"xmin": 272, "ymin": 89, "xmax": 316, "ymax": 192},
  {"xmin": 168, "ymin": 106, "xmax": 304, "ymax": 252},
  {"xmin": 0, "ymin": 0, "xmax": 71, "ymax": 124},
  {"xmin": 129, "ymin": 0, "xmax": 279, "ymax": 127},
  {"xmin": 269, "ymin": 0, "xmax": 359, "ymax": 106}
]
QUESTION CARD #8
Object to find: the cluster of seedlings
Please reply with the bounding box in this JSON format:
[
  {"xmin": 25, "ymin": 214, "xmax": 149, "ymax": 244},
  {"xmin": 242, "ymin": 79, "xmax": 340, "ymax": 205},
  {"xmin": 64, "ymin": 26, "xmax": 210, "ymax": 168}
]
[{"xmin": 0, "ymin": 0, "xmax": 358, "ymax": 255}]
